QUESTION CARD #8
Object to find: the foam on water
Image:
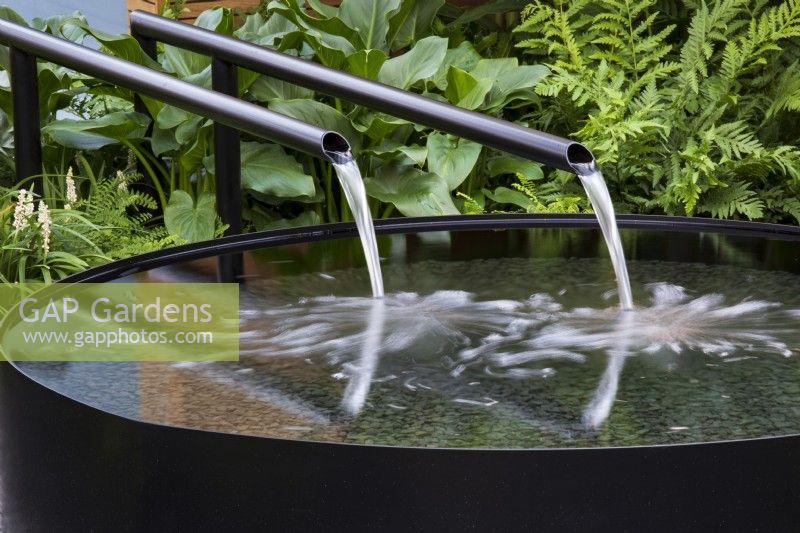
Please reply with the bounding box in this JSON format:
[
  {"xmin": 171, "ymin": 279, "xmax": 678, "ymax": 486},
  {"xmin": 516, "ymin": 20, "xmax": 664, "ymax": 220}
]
[{"xmin": 241, "ymin": 268, "xmax": 800, "ymax": 426}]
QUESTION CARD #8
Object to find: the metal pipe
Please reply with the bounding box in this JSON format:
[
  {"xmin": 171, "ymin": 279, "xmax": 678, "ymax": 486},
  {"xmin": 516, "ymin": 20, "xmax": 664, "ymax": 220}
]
[
  {"xmin": 9, "ymin": 47, "xmax": 43, "ymax": 192},
  {"xmin": 129, "ymin": 10, "xmax": 593, "ymax": 172},
  {"xmin": 0, "ymin": 19, "xmax": 350, "ymax": 162}
]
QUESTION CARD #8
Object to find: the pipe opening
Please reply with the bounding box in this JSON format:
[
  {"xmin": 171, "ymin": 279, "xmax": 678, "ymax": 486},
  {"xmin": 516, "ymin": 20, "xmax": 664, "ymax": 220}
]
[
  {"xmin": 566, "ymin": 143, "xmax": 596, "ymax": 173},
  {"xmin": 322, "ymin": 132, "xmax": 352, "ymax": 164}
]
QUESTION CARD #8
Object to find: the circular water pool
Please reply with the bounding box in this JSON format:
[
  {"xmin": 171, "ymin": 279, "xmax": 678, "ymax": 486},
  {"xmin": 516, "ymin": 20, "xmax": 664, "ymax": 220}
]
[{"xmin": 2, "ymin": 215, "xmax": 799, "ymax": 530}]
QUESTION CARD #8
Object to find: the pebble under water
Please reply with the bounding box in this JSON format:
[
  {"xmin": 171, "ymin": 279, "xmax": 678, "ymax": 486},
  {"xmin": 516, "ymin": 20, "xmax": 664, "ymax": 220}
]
[{"xmin": 20, "ymin": 254, "xmax": 800, "ymax": 449}]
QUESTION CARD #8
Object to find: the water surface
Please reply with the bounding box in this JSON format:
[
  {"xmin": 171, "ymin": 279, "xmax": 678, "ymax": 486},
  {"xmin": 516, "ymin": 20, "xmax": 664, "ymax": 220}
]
[{"xmin": 17, "ymin": 227, "xmax": 800, "ymax": 449}]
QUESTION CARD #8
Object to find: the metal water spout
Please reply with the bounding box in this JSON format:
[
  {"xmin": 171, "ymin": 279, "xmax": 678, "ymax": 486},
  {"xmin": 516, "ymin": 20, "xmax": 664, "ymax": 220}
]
[{"xmin": 130, "ymin": 10, "xmax": 596, "ymax": 175}]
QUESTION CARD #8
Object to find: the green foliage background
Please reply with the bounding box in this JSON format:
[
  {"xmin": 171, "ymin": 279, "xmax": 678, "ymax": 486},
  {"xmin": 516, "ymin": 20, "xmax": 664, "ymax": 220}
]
[
  {"xmin": 0, "ymin": 0, "xmax": 798, "ymax": 230},
  {"xmin": 516, "ymin": 0, "xmax": 800, "ymax": 223}
]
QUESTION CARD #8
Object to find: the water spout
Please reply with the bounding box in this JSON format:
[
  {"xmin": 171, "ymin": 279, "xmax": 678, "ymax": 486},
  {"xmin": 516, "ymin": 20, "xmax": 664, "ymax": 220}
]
[{"xmin": 321, "ymin": 132, "xmax": 353, "ymax": 165}]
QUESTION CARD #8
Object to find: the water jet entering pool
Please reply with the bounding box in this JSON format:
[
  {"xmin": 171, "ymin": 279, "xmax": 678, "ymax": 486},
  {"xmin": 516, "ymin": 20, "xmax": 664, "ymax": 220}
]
[
  {"xmin": 571, "ymin": 159, "xmax": 634, "ymax": 311},
  {"xmin": 329, "ymin": 153, "xmax": 384, "ymax": 298}
]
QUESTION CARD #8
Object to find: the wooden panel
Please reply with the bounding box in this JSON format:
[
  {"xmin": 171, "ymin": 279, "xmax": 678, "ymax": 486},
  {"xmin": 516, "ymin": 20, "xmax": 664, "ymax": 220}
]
[{"xmin": 128, "ymin": 0, "xmax": 260, "ymax": 24}]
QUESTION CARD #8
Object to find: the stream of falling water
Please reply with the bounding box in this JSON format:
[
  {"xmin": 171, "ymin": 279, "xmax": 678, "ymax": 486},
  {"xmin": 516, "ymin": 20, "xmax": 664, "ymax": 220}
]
[
  {"xmin": 331, "ymin": 154, "xmax": 384, "ymax": 298},
  {"xmin": 572, "ymin": 161, "xmax": 634, "ymax": 310}
]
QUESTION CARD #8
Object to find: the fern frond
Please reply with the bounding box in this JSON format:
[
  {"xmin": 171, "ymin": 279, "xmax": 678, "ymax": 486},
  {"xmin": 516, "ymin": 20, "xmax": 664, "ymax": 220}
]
[{"xmin": 698, "ymin": 181, "xmax": 765, "ymax": 219}]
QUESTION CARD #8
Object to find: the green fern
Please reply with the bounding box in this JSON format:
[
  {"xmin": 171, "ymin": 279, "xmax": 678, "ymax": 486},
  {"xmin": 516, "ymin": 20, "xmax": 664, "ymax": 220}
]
[
  {"xmin": 516, "ymin": 0, "xmax": 800, "ymax": 224},
  {"xmin": 698, "ymin": 180, "xmax": 764, "ymax": 219}
]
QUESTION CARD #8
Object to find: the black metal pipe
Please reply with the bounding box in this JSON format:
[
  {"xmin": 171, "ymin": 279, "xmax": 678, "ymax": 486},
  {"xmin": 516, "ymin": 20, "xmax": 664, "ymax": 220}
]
[
  {"xmin": 129, "ymin": 10, "xmax": 593, "ymax": 172},
  {"xmin": 211, "ymin": 56, "xmax": 244, "ymax": 282},
  {"xmin": 9, "ymin": 47, "xmax": 43, "ymax": 193},
  {"xmin": 0, "ymin": 19, "xmax": 350, "ymax": 162}
]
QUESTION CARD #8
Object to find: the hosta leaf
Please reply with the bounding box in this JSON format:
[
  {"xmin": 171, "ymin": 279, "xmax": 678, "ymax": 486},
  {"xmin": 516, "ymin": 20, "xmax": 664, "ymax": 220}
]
[
  {"xmin": 426, "ymin": 132, "xmax": 482, "ymax": 190},
  {"xmin": 164, "ymin": 191, "xmax": 217, "ymax": 242},
  {"xmin": 378, "ymin": 36, "xmax": 448, "ymax": 89},
  {"xmin": 365, "ymin": 165, "xmax": 459, "ymax": 217}
]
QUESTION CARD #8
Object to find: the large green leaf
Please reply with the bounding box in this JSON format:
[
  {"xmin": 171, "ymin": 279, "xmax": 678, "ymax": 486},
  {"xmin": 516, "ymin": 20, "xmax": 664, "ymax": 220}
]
[
  {"xmin": 377, "ymin": 36, "xmax": 448, "ymax": 89},
  {"xmin": 61, "ymin": 23, "xmax": 162, "ymax": 70},
  {"xmin": 483, "ymin": 186, "xmax": 531, "ymax": 210},
  {"xmin": 450, "ymin": 0, "xmax": 529, "ymax": 26},
  {"xmin": 248, "ymin": 76, "xmax": 314, "ymax": 102},
  {"xmin": 236, "ymin": 12, "xmax": 297, "ymax": 46},
  {"xmin": 305, "ymin": 0, "xmax": 339, "ymax": 18},
  {"xmin": 269, "ymin": 99, "xmax": 359, "ymax": 150},
  {"xmin": 346, "ymin": 49, "xmax": 388, "ymax": 80},
  {"xmin": 486, "ymin": 155, "xmax": 544, "ymax": 180},
  {"xmin": 339, "ymin": 0, "xmax": 401, "ymax": 50},
  {"xmin": 151, "ymin": 125, "xmax": 180, "ymax": 156},
  {"xmin": 0, "ymin": 8, "xmax": 27, "ymax": 70},
  {"xmin": 365, "ymin": 165, "xmax": 459, "ymax": 216},
  {"xmin": 245, "ymin": 209, "xmax": 322, "ymax": 231},
  {"xmin": 388, "ymin": 0, "xmax": 445, "ymax": 51},
  {"xmin": 156, "ymin": 105, "xmax": 194, "ymax": 130},
  {"xmin": 178, "ymin": 125, "xmax": 211, "ymax": 172},
  {"xmin": 364, "ymin": 140, "xmax": 427, "ymax": 166},
  {"xmin": 164, "ymin": 190, "xmax": 217, "ymax": 242},
  {"xmin": 485, "ymin": 64, "xmax": 549, "ymax": 110},
  {"xmin": 470, "ymin": 58, "xmax": 518, "ymax": 80},
  {"xmin": 267, "ymin": 0, "xmax": 360, "ymax": 53},
  {"xmin": 163, "ymin": 44, "xmax": 209, "ymax": 79},
  {"xmin": 431, "ymin": 41, "xmax": 482, "ymax": 90},
  {"xmin": 352, "ymin": 111, "xmax": 412, "ymax": 142},
  {"xmin": 445, "ymin": 67, "xmax": 492, "ymax": 110},
  {"xmin": 0, "ymin": 6, "xmax": 27, "ymax": 25},
  {"xmin": 42, "ymin": 112, "xmax": 150, "ymax": 149},
  {"xmin": 195, "ymin": 7, "xmax": 234, "ymax": 35},
  {"xmin": 162, "ymin": 8, "xmax": 232, "ymax": 78},
  {"xmin": 279, "ymin": 29, "xmax": 353, "ymax": 68},
  {"xmin": 426, "ymin": 132, "xmax": 482, "ymax": 190},
  {"xmin": 205, "ymin": 142, "xmax": 316, "ymax": 199}
]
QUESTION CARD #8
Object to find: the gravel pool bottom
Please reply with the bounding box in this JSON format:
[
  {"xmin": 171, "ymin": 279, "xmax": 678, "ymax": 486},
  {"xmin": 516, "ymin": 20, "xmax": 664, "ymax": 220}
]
[{"xmin": 19, "ymin": 256, "xmax": 800, "ymax": 448}]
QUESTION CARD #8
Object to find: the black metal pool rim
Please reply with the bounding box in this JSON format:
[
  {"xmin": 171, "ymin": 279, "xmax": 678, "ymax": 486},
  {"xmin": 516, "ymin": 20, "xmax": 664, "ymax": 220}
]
[{"xmin": 1, "ymin": 213, "xmax": 780, "ymax": 451}]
